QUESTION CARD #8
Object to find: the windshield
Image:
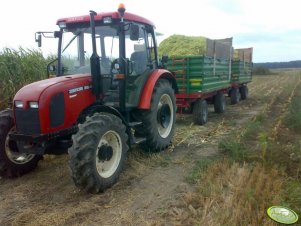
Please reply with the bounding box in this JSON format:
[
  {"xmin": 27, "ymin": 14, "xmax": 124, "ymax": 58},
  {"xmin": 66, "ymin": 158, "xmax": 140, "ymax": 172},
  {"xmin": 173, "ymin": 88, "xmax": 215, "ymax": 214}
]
[
  {"xmin": 60, "ymin": 23, "xmax": 151, "ymax": 76},
  {"xmin": 60, "ymin": 26, "xmax": 117, "ymax": 75}
]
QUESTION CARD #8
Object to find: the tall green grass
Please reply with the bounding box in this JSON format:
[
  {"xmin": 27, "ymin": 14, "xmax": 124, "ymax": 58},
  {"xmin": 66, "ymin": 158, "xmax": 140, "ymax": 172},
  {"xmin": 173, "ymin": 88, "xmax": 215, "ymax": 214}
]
[{"xmin": 0, "ymin": 47, "xmax": 48, "ymax": 109}]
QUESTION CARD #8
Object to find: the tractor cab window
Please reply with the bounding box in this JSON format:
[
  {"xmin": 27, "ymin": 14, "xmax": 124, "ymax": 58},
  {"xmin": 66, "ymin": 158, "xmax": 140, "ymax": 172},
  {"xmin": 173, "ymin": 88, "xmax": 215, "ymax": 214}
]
[
  {"xmin": 58, "ymin": 23, "xmax": 154, "ymax": 78},
  {"xmin": 60, "ymin": 26, "xmax": 118, "ymax": 76},
  {"xmin": 126, "ymin": 24, "xmax": 148, "ymax": 75}
]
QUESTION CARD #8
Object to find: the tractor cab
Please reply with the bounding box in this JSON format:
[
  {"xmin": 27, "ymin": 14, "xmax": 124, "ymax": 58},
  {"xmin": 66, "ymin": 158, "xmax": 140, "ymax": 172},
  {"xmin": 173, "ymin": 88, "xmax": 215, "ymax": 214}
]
[{"xmin": 37, "ymin": 5, "xmax": 159, "ymax": 112}]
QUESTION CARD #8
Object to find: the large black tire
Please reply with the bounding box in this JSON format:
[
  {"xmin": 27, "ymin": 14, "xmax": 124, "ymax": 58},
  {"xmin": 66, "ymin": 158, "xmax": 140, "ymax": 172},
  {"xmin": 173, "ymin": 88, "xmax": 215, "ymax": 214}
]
[
  {"xmin": 230, "ymin": 88, "xmax": 240, "ymax": 105},
  {"xmin": 0, "ymin": 110, "xmax": 40, "ymax": 177},
  {"xmin": 139, "ymin": 79, "xmax": 176, "ymax": 152},
  {"xmin": 214, "ymin": 92, "xmax": 226, "ymax": 113},
  {"xmin": 240, "ymin": 85, "xmax": 249, "ymax": 100},
  {"xmin": 193, "ymin": 99, "xmax": 208, "ymax": 125},
  {"xmin": 69, "ymin": 113, "xmax": 128, "ymax": 193}
]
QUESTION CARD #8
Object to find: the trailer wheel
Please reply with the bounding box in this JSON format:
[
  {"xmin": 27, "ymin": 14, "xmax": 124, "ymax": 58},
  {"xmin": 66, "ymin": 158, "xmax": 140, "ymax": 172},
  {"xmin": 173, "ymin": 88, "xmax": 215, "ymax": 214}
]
[
  {"xmin": 69, "ymin": 113, "xmax": 128, "ymax": 193},
  {"xmin": 214, "ymin": 92, "xmax": 226, "ymax": 113},
  {"xmin": 140, "ymin": 79, "xmax": 176, "ymax": 152},
  {"xmin": 193, "ymin": 100, "xmax": 208, "ymax": 125},
  {"xmin": 230, "ymin": 88, "xmax": 240, "ymax": 105},
  {"xmin": 240, "ymin": 85, "xmax": 249, "ymax": 100},
  {"xmin": 0, "ymin": 110, "xmax": 40, "ymax": 177}
]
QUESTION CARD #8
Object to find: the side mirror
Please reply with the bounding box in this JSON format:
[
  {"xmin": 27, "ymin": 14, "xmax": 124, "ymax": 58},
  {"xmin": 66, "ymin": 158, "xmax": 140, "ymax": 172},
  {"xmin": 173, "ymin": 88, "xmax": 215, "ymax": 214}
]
[
  {"xmin": 130, "ymin": 24, "xmax": 139, "ymax": 41},
  {"xmin": 35, "ymin": 33, "xmax": 42, "ymax": 47},
  {"xmin": 162, "ymin": 55, "xmax": 169, "ymax": 64},
  {"xmin": 48, "ymin": 65, "xmax": 56, "ymax": 72},
  {"xmin": 54, "ymin": 31, "xmax": 62, "ymax": 38}
]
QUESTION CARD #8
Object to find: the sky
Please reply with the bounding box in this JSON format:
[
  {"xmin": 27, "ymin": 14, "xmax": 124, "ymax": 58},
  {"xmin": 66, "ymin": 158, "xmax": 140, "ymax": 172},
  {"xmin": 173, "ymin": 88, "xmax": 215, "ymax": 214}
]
[{"xmin": 0, "ymin": 0, "xmax": 300, "ymax": 63}]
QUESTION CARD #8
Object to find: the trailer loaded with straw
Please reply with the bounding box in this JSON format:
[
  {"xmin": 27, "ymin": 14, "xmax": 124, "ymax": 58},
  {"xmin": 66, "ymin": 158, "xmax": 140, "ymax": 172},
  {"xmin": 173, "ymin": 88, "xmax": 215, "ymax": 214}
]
[{"xmin": 161, "ymin": 35, "xmax": 253, "ymax": 125}]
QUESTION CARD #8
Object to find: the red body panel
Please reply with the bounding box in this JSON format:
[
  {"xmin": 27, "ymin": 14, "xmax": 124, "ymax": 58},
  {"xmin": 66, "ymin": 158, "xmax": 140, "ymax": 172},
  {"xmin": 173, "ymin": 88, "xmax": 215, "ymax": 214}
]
[
  {"xmin": 138, "ymin": 69, "xmax": 174, "ymax": 109},
  {"xmin": 14, "ymin": 74, "xmax": 95, "ymax": 134},
  {"xmin": 57, "ymin": 12, "xmax": 155, "ymax": 27}
]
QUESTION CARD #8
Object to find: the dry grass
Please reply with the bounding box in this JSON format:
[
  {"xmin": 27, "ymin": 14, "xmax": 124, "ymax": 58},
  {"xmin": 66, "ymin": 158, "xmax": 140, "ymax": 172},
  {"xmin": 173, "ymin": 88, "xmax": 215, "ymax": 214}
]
[
  {"xmin": 167, "ymin": 160, "xmax": 281, "ymax": 226},
  {"xmin": 167, "ymin": 70, "xmax": 301, "ymax": 226}
]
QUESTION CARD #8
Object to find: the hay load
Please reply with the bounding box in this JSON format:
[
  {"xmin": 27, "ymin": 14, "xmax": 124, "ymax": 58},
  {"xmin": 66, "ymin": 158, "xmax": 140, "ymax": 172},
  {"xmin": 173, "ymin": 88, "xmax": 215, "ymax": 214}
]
[
  {"xmin": 158, "ymin": 34, "xmax": 232, "ymax": 60},
  {"xmin": 158, "ymin": 35, "xmax": 207, "ymax": 57},
  {"xmin": 232, "ymin": 48, "xmax": 253, "ymax": 63}
]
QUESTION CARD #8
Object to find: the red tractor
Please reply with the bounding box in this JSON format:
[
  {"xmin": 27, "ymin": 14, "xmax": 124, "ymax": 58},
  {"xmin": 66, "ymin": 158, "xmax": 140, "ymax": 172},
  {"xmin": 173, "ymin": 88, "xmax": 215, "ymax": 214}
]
[{"xmin": 0, "ymin": 4, "xmax": 177, "ymax": 193}]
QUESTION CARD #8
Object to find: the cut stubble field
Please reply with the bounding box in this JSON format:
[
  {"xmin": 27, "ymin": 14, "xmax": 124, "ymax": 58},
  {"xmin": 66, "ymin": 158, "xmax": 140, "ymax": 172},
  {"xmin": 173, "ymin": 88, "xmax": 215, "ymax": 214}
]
[{"xmin": 0, "ymin": 70, "xmax": 300, "ymax": 226}]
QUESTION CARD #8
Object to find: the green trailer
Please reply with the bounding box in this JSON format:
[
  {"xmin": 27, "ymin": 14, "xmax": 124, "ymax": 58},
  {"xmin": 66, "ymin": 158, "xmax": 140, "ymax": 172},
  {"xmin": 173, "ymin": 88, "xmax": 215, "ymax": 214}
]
[
  {"xmin": 230, "ymin": 48, "xmax": 253, "ymax": 103},
  {"xmin": 164, "ymin": 38, "xmax": 233, "ymax": 125}
]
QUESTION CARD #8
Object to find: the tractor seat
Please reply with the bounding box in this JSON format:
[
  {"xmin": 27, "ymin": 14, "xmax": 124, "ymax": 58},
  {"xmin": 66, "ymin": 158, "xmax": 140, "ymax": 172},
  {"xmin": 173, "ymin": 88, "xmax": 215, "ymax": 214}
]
[{"xmin": 130, "ymin": 50, "xmax": 147, "ymax": 75}]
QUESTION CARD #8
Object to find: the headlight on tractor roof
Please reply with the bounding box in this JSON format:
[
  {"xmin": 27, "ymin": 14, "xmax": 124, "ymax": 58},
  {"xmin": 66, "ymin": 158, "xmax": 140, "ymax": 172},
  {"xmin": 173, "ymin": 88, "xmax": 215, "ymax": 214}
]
[
  {"xmin": 15, "ymin": 101, "xmax": 24, "ymax": 108},
  {"xmin": 29, "ymin": 101, "xmax": 39, "ymax": 109},
  {"xmin": 58, "ymin": 21, "xmax": 66, "ymax": 29}
]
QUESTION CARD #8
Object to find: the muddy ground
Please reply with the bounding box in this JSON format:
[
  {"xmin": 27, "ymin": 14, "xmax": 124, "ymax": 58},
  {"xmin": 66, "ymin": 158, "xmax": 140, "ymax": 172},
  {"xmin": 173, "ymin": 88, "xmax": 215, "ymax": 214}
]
[{"xmin": 0, "ymin": 70, "xmax": 299, "ymax": 226}]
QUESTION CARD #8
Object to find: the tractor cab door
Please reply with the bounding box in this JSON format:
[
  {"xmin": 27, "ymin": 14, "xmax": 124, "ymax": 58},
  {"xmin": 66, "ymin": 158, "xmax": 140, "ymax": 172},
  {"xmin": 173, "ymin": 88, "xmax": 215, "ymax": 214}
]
[{"xmin": 124, "ymin": 23, "xmax": 157, "ymax": 108}]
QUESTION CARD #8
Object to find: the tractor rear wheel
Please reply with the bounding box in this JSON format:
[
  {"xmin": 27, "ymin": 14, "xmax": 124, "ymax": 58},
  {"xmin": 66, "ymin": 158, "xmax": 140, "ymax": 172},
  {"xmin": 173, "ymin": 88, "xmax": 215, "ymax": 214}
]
[
  {"xmin": 69, "ymin": 113, "xmax": 128, "ymax": 193},
  {"xmin": 193, "ymin": 99, "xmax": 208, "ymax": 125},
  {"xmin": 214, "ymin": 92, "xmax": 226, "ymax": 113},
  {"xmin": 240, "ymin": 85, "xmax": 249, "ymax": 100},
  {"xmin": 230, "ymin": 88, "xmax": 240, "ymax": 105},
  {"xmin": 139, "ymin": 79, "xmax": 176, "ymax": 152},
  {"xmin": 0, "ymin": 110, "xmax": 40, "ymax": 177}
]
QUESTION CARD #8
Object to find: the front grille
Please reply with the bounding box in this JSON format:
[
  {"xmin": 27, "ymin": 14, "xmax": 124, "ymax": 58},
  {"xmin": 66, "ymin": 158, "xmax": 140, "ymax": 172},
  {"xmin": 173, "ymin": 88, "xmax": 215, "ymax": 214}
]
[{"xmin": 15, "ymin": 108, "xmax": 41, "ymax": 135}]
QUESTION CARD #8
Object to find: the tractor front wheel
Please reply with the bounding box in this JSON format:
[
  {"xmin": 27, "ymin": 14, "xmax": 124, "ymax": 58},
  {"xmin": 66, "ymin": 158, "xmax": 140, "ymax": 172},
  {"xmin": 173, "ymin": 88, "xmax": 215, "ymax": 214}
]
[
  {"xmin": 0, "ymin": 110, "xmax": 40, "ymax": 177},
  {"xmin": 69, "ymin": 113, "xmax": 128, "ymax": 193}
]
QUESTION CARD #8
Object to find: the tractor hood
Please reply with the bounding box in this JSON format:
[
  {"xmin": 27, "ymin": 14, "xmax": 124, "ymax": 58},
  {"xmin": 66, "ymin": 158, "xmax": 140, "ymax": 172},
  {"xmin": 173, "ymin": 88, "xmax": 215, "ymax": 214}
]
[{"xmin": 14, "ymin": 74, "xmax": 91, "ymax": 103}]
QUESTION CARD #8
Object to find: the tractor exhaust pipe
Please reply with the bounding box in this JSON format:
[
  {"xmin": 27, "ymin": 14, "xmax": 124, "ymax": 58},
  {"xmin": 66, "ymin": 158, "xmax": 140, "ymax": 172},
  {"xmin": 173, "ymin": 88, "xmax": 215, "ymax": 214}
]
[{"xmin": 89, "ymin": 10, "xmax": 102, "ymax": 98}]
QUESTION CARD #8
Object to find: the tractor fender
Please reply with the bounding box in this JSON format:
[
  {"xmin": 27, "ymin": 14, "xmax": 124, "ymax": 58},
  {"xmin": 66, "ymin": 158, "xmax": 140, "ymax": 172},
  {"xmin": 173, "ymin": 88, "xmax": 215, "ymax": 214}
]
[
  {"xmin": 138, "ymin": 69, "xmax": 177, "ymax": 109},
  {"xmin": 78, "ymin": 104, "xmax": 126, "ymax": 125}
]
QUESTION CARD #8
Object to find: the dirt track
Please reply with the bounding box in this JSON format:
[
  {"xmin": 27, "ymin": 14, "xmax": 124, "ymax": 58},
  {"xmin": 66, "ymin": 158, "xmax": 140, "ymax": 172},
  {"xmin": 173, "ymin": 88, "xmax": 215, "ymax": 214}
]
[{"xmin": 0, "ymin": 70, "xmax": 300, "ymax": 226}]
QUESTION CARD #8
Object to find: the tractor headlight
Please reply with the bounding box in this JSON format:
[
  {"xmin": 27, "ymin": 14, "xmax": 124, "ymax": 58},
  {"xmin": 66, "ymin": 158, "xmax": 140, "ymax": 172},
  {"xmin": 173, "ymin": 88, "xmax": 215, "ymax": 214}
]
[
  {"xmin": 15, "ymin": 101, "xmax": 24, "ymax": 108},
  {"xmin": 29, "ymin": 101, "xmax": 39, "ymax": 109},
  {"xmin": 103, "ymin": 16, "xmax": 112, "ymax": 24}
]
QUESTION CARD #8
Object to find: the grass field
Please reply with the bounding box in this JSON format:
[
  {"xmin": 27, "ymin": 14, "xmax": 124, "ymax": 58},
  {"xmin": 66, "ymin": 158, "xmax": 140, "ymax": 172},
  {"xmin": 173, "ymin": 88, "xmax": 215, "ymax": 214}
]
[
  {"xmin": 0, "ymin": 48, "xmax": 48, "ymax": 109},
  {"xmin": 0, "ymin": 64, "xmax": 300, "ymax": 225}
]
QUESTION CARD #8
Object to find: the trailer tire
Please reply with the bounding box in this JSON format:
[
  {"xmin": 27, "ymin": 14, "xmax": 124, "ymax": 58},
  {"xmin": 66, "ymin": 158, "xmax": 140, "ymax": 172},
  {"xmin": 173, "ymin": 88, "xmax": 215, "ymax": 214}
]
[
  {"xmin": 230, "ymin": 88, "xmax": 240, "ymax": 105},
  {"xmin": 240, "ymin": 86, "xmax": 248, "ymax": 100},
  {"xmin": 69, "ymin": 113, "xmax": 128, "ymax": 193},
  {"xmin": 193, "ymin": 100, "xmax": 208, "ymax": 125},
  {"xmin": 214, "ymin": 92, "xmax": 226, "ymax": 113},
  {"xmin": 0, "ymin": 110, "xmax": 40, "ymax": 177},
  {"xmin": 139, "ymin": 79, "xmax": 176, "ymax": 152}
]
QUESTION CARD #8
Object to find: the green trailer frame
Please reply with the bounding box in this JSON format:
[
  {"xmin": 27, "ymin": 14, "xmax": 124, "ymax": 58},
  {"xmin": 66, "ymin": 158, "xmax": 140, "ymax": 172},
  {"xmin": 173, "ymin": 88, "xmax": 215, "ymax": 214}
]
[{"xmin": 163, "ymin": 41, "xmax": 253, "ymax": 125}]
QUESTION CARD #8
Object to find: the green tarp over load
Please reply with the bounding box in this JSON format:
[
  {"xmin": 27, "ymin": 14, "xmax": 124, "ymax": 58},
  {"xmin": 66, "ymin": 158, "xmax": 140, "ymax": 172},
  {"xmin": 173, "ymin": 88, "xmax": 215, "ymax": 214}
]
[
  {"xmin": 160, "ymin": 35, "xmax": 233, "ymax": 94},
  {"xmin": 231, "ymin": 48, "xmax": 253, "ymax": 83}
]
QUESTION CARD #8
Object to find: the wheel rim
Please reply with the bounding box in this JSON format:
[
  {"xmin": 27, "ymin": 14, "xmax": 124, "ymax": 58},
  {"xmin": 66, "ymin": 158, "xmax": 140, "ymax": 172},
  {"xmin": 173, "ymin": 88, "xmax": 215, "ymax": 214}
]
[
  {"xmin": 5, "ymin": 128, "xmax": 35, "ymax": 164},
  {"xmin": 157, "ymin": 94, "xmax": 174, "ymax": 138},
  {"xmin": 96, "ymin": 130, "xmax": 122, "ymax": 178}
]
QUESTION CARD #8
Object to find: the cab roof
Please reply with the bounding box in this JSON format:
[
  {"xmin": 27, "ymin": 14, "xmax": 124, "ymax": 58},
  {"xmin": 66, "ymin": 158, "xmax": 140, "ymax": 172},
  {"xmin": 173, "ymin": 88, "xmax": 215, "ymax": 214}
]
[{"xmin": 57, "ymin": 11, "xmax": 155, "ymax": 28}]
